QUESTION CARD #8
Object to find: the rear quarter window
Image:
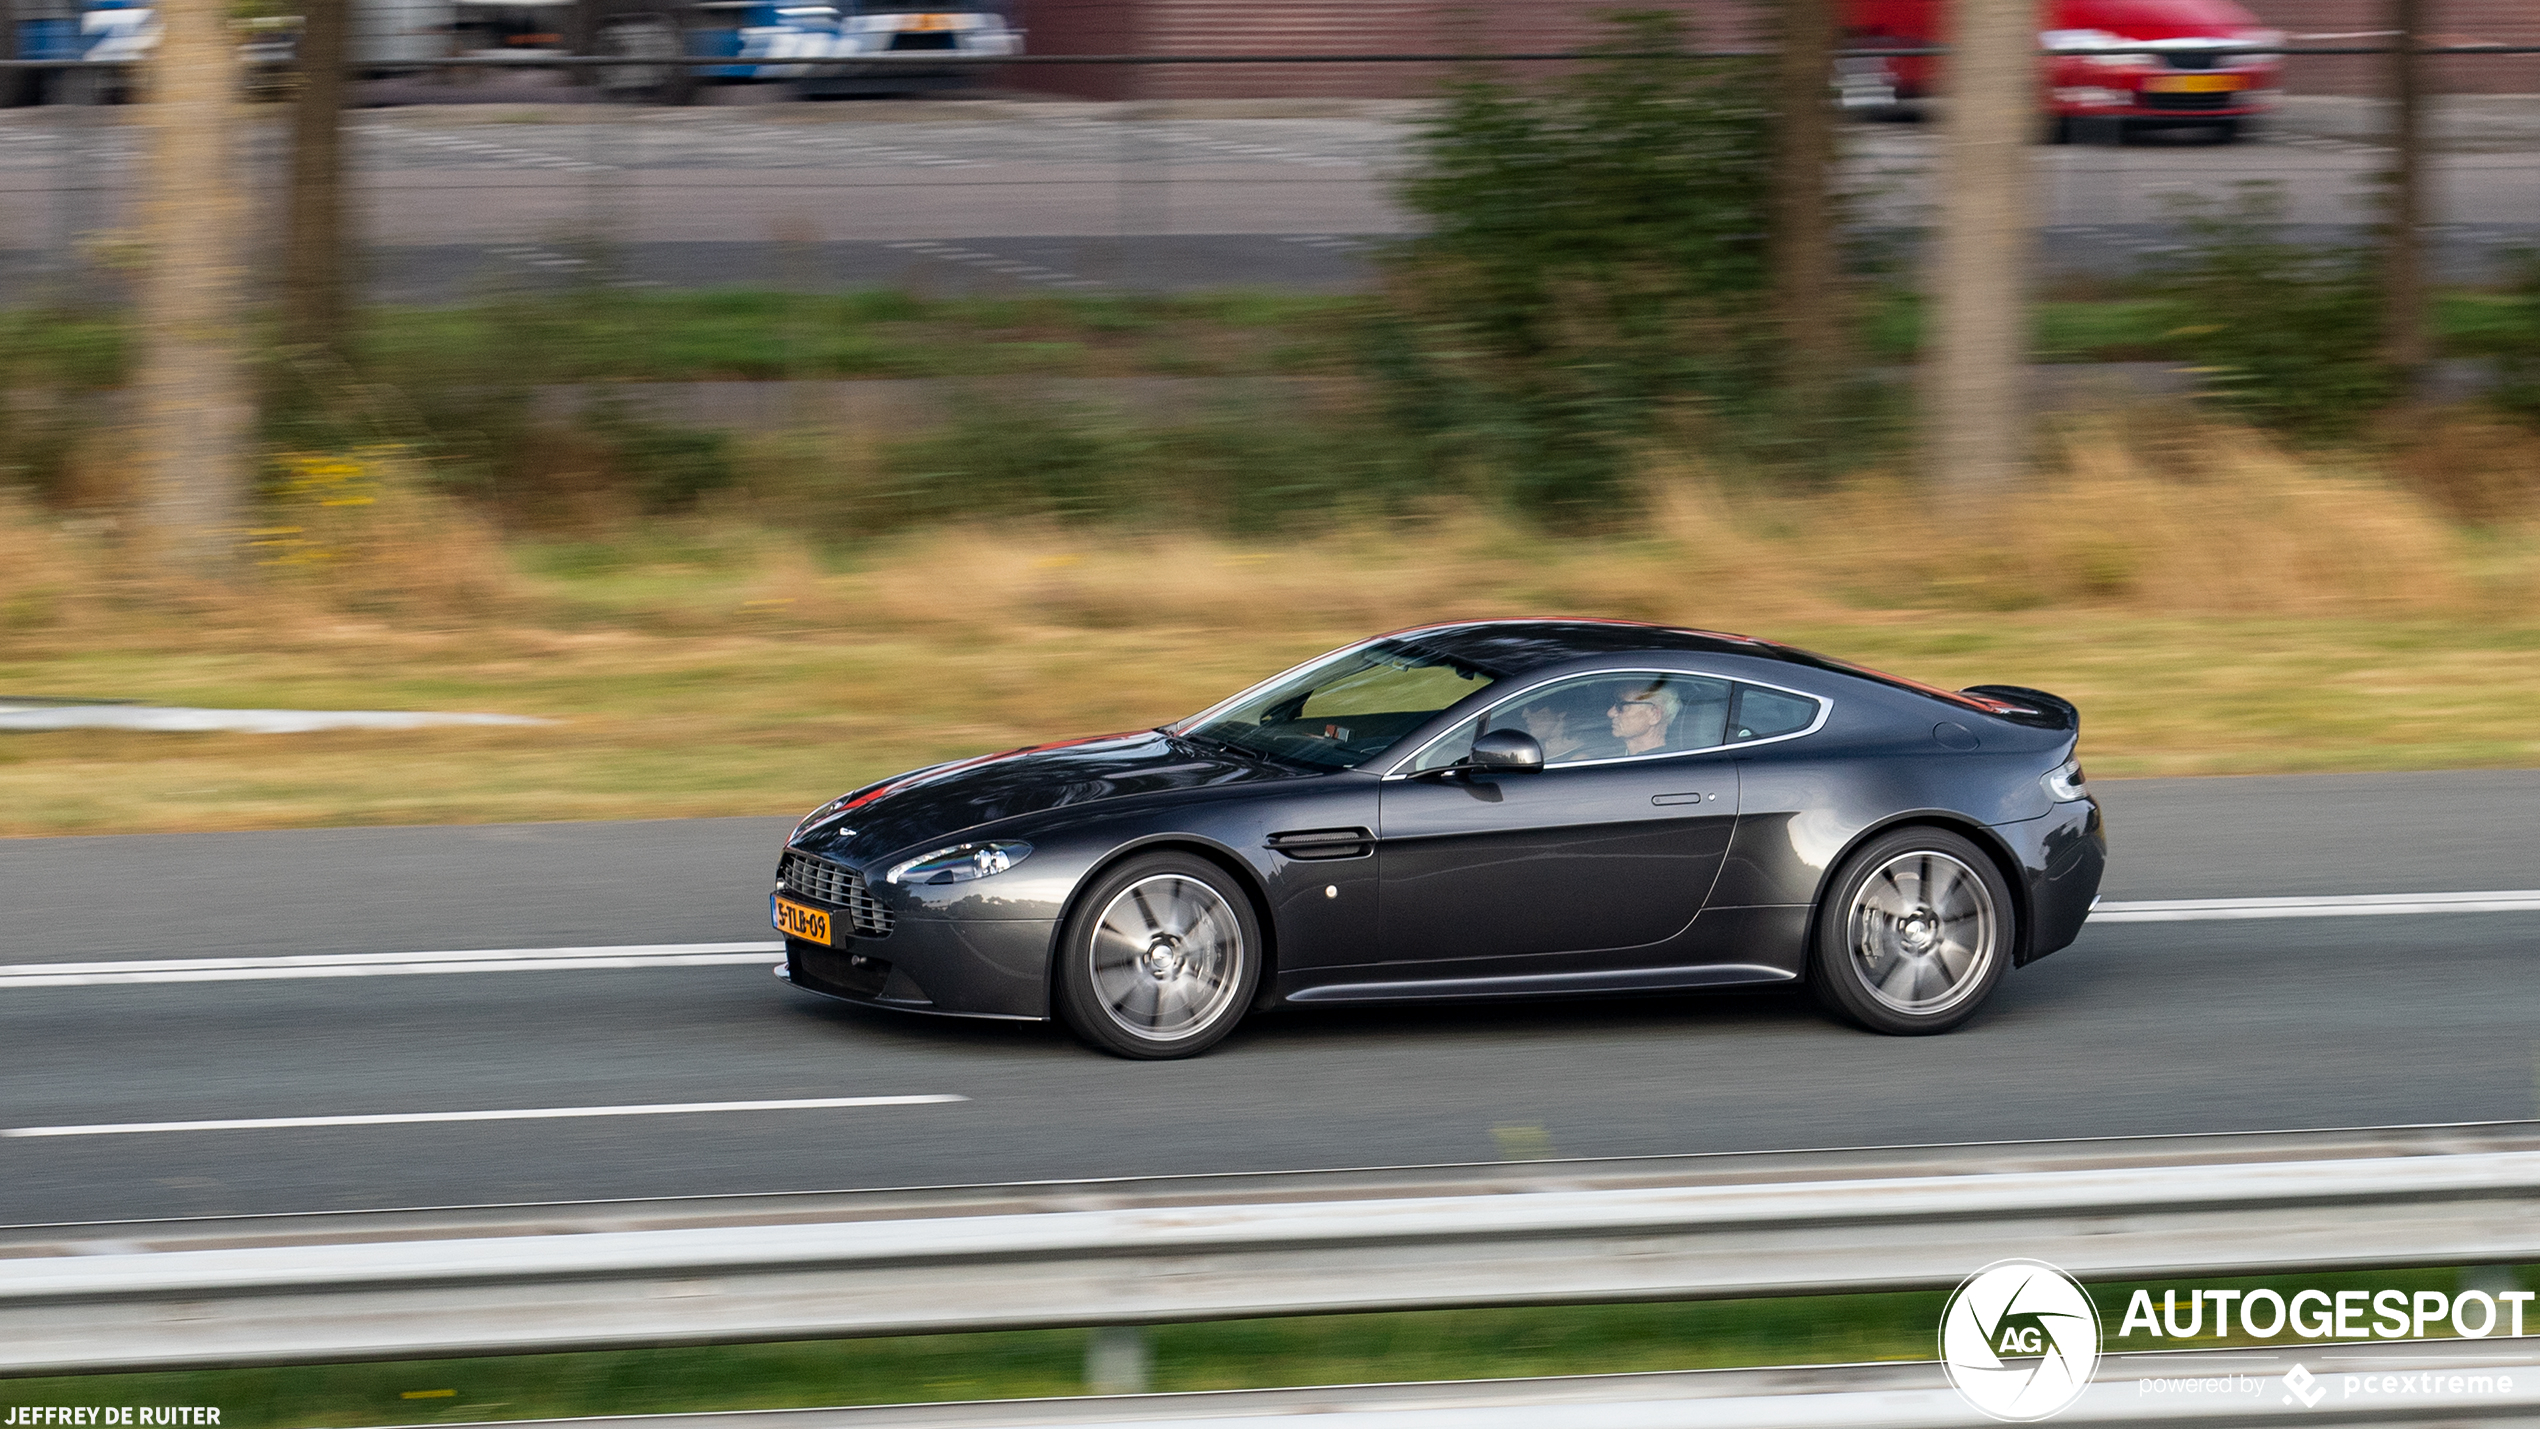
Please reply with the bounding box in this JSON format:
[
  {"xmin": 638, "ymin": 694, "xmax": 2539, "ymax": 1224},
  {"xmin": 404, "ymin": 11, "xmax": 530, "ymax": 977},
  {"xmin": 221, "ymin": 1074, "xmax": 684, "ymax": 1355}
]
[{"xmin": 1731, "ymin": 685, "xmax": 1820, "ymax": 742}]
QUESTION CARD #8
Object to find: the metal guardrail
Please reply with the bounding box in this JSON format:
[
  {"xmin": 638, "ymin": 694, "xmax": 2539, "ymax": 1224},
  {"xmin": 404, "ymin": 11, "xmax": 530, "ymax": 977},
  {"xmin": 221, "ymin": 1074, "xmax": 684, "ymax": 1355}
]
[{"xmin": 2, "ymin": 1122, "xmax": 2537, "ymax": 1375}]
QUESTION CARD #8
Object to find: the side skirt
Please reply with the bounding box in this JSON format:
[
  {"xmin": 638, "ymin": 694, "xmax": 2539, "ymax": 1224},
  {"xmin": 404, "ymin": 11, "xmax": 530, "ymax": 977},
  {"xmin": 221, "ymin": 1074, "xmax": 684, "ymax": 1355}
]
[{"xmin": 1280, "ymin": 961, "xmax": 1798, "ymax": 1006}]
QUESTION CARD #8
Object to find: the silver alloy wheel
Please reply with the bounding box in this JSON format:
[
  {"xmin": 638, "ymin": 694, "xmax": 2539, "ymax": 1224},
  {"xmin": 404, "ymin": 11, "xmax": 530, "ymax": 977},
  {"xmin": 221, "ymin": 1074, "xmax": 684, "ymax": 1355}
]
[
  {"xmin": 1086, "ymin": 874, "xmax": 1246, "ymax": 1043},
  {"xmin": 1846, "ymin": 851, "xmax": 1998, "ymax": 1016}
]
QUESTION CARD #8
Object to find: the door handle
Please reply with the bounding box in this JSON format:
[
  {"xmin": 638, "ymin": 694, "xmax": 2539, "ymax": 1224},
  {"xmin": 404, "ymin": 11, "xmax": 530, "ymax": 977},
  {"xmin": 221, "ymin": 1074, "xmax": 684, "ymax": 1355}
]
[{"xmin": 1652, "ymin": 792, "xmax": 1722, "ymax": 806}]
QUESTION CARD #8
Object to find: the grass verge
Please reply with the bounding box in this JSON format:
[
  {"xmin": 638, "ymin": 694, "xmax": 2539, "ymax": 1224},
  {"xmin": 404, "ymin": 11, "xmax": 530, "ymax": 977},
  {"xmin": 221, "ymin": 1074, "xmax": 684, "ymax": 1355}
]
[
  {"xmin": 0, "ymin": 291, "xmax": 1363, "ymax": 390},
  {"xmin": 3, "ymin": 1266, "xmax": 2528, "ymax": 1428},
  {"xmin": 2, "ymin": 420, "xmax": 2537, "ymax": 835},
  {"xmin": 3, "ymin": 287, "xmax": 2532, "ymax": 391}
]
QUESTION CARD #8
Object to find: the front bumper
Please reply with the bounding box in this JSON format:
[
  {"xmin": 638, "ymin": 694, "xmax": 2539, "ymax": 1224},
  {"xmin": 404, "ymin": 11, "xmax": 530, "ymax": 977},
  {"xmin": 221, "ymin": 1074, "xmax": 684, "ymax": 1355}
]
[
  {"xmin": 2052, "ymin": 78, "xmax": 2274, "ymax": 121},
  {"xmin": 777, "ymin": 902, "xmax": 1056, "ymax": 1021}
]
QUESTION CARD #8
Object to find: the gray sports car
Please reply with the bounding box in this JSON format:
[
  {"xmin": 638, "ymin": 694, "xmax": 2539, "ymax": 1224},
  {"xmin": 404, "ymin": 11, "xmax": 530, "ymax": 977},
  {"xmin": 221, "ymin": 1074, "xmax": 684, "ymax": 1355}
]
[{"xmin": 773, "ymin": 620, "xmax": 2106, "ymax": 1057}]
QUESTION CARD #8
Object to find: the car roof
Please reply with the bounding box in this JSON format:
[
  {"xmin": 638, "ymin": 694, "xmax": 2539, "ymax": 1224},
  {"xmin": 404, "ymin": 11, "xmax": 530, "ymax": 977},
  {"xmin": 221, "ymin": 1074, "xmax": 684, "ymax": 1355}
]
[
  {"xmin": 1386, "ymin": 619, "xmax": 2049, "ymax": 723},
  {"xmin": 1381, "ymin": 619, "xmax": 1774, "ymax": 675}
]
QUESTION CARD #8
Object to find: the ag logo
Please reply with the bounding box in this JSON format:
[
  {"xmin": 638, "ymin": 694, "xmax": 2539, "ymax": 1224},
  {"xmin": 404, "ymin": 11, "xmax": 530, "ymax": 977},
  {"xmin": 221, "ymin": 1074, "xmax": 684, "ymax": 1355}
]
[{"xmin": 1940, "ymin": 1258, "xmax": 2102, "ymax": 1421}]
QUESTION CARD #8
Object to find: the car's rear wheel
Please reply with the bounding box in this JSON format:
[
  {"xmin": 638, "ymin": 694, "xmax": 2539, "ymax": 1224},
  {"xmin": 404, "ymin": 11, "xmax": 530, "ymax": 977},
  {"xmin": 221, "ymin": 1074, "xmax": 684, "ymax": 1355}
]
[
  {"xmin": 1057, "ymin": 853, "xmax": 1260, "ymax": 1059},
  {"xmin": 1810, "ymin": 827, "xmax": 2014, "ymax": 1035}
]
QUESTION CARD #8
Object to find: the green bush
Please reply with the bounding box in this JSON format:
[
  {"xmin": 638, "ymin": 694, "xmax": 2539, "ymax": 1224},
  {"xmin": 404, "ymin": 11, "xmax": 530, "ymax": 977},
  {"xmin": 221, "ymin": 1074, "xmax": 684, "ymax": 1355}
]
[
  {"xmin": 584, "ymin": 400, "xmax": 738, "ymax": 512},
  {"xmin": 2146, "ymin": 183, "xmax": 2394, "ymax": 439},
  {"xmin": 2479, "ymin": 250, "xmax": 2540, "ymax": 425},
  {"xmin": 1375, "ymin": 11, "xmax": 1774, "ymax": 524},
  {"xmin": 871, "ymin": 396, "xmax": 1420, "ymax": 534}
]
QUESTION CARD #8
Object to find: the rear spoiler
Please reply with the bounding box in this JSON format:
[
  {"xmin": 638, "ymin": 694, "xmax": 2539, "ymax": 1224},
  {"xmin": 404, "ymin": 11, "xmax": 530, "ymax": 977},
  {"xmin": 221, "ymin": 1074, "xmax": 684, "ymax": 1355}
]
[{"xmin": 1960, "ymin": 684, "xmax": 2079, "ymax": 733}]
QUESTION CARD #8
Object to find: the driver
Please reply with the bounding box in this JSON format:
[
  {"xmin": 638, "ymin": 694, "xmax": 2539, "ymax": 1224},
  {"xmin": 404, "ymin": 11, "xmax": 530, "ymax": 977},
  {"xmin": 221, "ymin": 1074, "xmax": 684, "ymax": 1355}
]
[{"xmin": 1607, "ymin": 683, "xmax": 1681, "ymax": 756}]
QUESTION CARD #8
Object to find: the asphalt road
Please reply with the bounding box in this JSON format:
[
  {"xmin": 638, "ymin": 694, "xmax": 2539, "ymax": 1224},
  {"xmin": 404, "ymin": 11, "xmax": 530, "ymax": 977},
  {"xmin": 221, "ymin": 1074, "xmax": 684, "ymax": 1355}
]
[
  {"xmin": 7, "ymin": 103, "xmax": 2540, "ymax": 297},
  {"xmin": 3, "ymin": 769, "xmax": 2537, "ymax": 1227}
]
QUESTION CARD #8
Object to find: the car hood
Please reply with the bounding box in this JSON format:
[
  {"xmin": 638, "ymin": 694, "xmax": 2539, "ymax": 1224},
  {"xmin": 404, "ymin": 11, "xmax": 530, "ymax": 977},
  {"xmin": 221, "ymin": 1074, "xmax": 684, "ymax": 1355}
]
[{"xmin": 790, "ymin": 730, "xmax": 1293, "ymax": 863}]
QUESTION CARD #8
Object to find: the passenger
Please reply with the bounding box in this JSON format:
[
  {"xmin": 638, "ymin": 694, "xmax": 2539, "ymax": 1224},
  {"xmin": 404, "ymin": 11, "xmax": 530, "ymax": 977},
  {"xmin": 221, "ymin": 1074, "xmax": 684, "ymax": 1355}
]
[
  {"xmin": 1516, "ymin": 699, "xmax": 1591, "ymax": 762},
  {"xmin": 1608, "ymin": 684, "xmax": 1682, "ymax": 756}
]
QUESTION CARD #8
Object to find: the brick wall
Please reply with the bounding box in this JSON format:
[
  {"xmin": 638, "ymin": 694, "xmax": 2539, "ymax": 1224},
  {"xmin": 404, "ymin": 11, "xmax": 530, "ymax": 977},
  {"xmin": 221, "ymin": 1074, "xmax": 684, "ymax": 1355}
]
[
  {"xmin": 1009, "ymin": 0, "xmax": 1145, "ymax": 99},
  {"xmin": 2242, "ymin": 0, "xmax": 2540, "ymax": 96},
  {"xmin": 1010, "ymin": 0, "xmax": 1763, "ymax": 101},
  {"xmin": 1009, "ymin": 1, "xmax": 2538, "ymax": 102}
]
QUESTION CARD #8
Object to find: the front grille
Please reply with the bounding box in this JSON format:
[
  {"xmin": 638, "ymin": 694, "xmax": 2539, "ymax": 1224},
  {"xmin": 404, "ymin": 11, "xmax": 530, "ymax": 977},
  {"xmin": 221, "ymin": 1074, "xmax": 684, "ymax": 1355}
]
[
  {"xmin": 779, "ymin": 852, "xmax": 894, "ymax": 938},
  {"xmin": 887, "ymin": 31, "xmax": 957, "ymax": 50},
  {"xmin": 2142, "ymin": 91, "xmax": 2236, "ymax": 111},
  {"xmin": 2162, "ymin": 50, "xmax": 2222, "ymax": 70}
]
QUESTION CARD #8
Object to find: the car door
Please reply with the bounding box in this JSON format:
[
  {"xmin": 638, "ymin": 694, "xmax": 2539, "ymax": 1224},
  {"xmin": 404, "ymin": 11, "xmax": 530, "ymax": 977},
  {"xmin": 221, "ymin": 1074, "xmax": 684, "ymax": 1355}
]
[{"xmin": 1370, "ymin": 672, "xmax": 1742, "ymax": 972}]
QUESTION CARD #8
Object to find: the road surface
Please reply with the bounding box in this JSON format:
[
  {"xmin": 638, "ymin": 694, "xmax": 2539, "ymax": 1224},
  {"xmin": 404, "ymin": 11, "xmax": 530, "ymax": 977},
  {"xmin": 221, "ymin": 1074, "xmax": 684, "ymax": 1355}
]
[
  {"xmin": 3, "ymin": 100, "xmax": 2536, "ymax": 298},
  {"xmin": 2, "ymin": 769, "xmax": 2534, "ymax": 1226}
]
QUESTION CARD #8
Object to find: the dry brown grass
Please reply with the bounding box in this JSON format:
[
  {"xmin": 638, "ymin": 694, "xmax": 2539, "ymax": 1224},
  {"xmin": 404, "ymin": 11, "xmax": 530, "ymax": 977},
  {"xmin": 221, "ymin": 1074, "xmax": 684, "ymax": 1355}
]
[
  {"xmin": 2389, "ymin": 405, "xmax": 2540, "ymax": 525},
  {"xmin": 1, "ymin": 423, "xmax": 2536, "ymax": 835},
  {"xmin": 847, "ymin": 419, "xmax": 2529, "ymax": 635}
]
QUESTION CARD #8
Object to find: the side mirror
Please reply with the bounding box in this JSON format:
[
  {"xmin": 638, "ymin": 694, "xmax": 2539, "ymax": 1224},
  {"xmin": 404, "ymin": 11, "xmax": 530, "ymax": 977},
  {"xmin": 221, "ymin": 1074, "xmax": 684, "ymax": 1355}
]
[{"xmin": 1466, "ymin": 728, "xmax": 1545, "ymax": 774}]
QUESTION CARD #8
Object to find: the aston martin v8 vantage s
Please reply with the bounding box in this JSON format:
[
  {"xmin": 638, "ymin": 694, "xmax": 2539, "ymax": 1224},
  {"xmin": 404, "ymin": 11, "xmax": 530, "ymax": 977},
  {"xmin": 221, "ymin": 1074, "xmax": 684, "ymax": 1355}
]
[{"xmin": 772, "ymin": 620, "xmax": 2106, "ymax": 1058}]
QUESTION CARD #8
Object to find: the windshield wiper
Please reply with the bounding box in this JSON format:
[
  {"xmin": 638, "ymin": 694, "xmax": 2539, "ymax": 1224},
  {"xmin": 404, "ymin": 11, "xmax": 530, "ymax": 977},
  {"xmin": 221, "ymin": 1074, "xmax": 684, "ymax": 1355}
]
[{"xmin": 1164, "ymin": 726, "xmax": 1297, "ymax": 769}]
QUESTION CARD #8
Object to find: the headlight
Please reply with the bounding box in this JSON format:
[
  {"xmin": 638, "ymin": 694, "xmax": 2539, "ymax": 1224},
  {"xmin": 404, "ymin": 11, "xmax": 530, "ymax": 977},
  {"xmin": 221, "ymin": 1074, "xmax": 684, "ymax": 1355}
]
[
  {"xmin": 2043, "ymin": 757, "xmax": 2088, "ymax": 803},
  {"xmin": 886, "ymin": 841, "xmax": 1033, "ymax": 886}
]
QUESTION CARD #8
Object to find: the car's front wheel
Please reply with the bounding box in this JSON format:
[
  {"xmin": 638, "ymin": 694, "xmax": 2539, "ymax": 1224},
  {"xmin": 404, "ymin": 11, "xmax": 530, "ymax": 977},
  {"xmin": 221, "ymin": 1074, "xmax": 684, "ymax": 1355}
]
[
  {"xmin": 1057, "ymin": 853, "xmax": 1261, "ymax": 1059},
  {"xmin": 1810, "ymin": 827, "xmax": 2014, "ymax": 1035}
]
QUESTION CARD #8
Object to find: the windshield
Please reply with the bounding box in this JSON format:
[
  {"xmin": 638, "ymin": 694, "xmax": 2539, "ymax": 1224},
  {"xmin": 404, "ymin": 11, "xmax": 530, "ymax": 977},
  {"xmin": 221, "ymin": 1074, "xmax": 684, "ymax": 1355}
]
[{"xmin": 1174, "ymin": 637, "xmax": 1502, "ymax": 772}]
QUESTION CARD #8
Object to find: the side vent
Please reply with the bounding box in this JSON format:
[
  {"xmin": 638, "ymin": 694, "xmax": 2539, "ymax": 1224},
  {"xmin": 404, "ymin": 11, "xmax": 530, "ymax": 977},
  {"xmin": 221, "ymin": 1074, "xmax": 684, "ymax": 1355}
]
[{"xmin": 1266, "ymin": 827, "xmax": 1375, "ymax": 860}]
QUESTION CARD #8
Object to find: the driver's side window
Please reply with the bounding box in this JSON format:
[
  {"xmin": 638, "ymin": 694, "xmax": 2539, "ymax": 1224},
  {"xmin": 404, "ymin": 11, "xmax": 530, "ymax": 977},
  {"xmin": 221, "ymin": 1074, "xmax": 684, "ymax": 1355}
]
[
  {"xmin": 1412, "ymin": 673, "xmax": 1734, "ymax": 771},
  {"xmin": 1408, "ymin": 713, "xmax": 1485, "ymax": 772}
]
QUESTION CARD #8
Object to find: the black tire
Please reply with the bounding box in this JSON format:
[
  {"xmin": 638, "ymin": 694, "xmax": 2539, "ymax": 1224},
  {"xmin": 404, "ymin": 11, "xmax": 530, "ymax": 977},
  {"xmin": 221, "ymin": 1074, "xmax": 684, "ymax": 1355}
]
[
  {"xmin": 2209, "ymin": 118, "xmax": 2244, "ymax": 144},
  {"xmin": 1056, "ymin": 852, "xmax": 1261, "ymax": 1059},
  {"xmin": 1809, "ymin": 827, "xmax": 2015, "ymax": 1036}
]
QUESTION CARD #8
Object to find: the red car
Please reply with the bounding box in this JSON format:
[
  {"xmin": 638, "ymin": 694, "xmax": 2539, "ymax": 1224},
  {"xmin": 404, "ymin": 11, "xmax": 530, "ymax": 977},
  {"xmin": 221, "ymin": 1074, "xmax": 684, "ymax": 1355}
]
[{"xmin": 1841, "ymin": 0, "xmax": 2283, "ymax": 142}]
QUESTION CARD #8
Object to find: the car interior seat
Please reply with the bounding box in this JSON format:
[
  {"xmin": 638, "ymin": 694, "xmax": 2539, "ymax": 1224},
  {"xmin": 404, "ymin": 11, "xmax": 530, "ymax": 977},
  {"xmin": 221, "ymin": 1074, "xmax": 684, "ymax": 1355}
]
[{"xmin": 1674, "ymin": 687, "xmax": 1730, "ymax": 749}]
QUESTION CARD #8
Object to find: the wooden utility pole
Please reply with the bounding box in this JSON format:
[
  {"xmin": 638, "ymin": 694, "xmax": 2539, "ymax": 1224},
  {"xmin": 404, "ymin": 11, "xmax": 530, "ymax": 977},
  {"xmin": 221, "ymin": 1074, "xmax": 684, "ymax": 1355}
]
[
  {"xmin": 1925, "ymin": 0, "xmax": 2035, "ymax": 504},
  {"xmin": 2382, "ymin": 0, "xmax": 2428, "ymax": 385},
  {"xmin": 1772, "ymin": 0, "xmax": 1845, "ymax": 396},
  {"xmin": 283, "ymin": 0, "xmax": 350, "ymax": 354},
  {"xmin": 134, "ymin": 0, "xmax": 252, "ymax": 571}
]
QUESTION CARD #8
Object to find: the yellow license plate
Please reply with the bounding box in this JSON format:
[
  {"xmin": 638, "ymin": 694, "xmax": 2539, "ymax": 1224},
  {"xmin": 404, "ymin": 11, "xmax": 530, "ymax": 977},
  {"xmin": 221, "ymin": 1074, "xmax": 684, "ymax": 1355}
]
[
  {"xmin": 907, "ymin": 12, "xmax": 957, "ymax": 30},
  {"xmin": 774, "ymin": 898, "xmax": 832, "ymax": 945},
  {"xmin": 2144, "ymin": 74, "xmax": 2244, "ymax": 93}
]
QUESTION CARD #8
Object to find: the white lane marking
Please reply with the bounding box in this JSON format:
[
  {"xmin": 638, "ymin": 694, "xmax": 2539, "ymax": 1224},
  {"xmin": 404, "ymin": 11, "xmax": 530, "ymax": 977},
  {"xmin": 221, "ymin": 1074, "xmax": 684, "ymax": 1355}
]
[
  {"xmin": 2093, "ymin": 891, "xmax": 2540, "ymax": 922},
  {"xmin": 20, "ymin": 889, "xmax": 2523, "ymax": 990},
  {"xmin": 3, "ymin": 1095, "xmax": 967, "ymax": 1138},
  {"xmin": 0, "ymin": 942, "xmax": 784, "ymax": 988},
  {"xmin": 0, "ymin": 705, "xmax": 548, "ymax": 733}
]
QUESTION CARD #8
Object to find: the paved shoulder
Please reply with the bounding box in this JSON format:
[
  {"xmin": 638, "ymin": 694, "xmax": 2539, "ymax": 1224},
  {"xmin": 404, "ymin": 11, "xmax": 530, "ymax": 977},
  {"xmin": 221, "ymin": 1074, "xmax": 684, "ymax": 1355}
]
[
  {"xmin": 0, "ymin": 817, "xmax": 795, "ymax": 964},
  {"xmin": 2093, "ymin": 770, "xmax": 2540, "ymax": 900}
]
